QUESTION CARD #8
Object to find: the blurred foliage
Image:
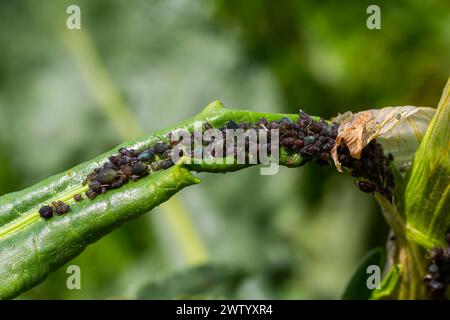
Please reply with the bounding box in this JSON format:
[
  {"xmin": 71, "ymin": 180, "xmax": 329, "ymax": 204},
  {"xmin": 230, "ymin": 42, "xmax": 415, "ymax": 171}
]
[
  {"xmin": 0, "ymin": 0, "xmax": 448, "ymax": 299},
  {"xmin": 135, "ymin": 264, "xmax": 246, "ymax": 299}
]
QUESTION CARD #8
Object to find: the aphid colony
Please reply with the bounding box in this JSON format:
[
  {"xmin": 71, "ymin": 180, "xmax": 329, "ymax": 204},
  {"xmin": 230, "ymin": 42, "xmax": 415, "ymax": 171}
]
[
  {"xmin": 38, "ymin": 201, "xmax": 70, "ymax": 219},
  {"xmin": 213, "ymin": 111, "xmax": 394, "ymax": 201},
  {"xmin": 39, "ymin": 110, "xmax": 395, "ymax": 219},
  {"xmin": 337, "ymin": 140, "xmax": 395, "ymax": 200},
  {"xmin": 256, "ymin": 111, "xmax": 338, "ymax": 166},
  {"xmin": 38, "ymin": 143, "xmax": 174, "ymax": 220},
  {"xmin": 424, "ymin": 232, "xmax": 450, "ymax": 299},
  {"xmin": 176, "ymin": 111, "xmax": 339, "ymax": 166},
  {"xmin": 82, "ymin": 144, "xmax": 174, "ymax": 201}
]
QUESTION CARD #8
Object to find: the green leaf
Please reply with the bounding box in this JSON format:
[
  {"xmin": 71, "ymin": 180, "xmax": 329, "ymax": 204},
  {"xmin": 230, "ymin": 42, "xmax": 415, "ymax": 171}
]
[
  {"xmin": 342, "ymin": 247, "xmax": 385, "ymax": 300},
  {"xmin": 370, "ymin": 265, "xmax": 401, "ymax": 300},
  {"xmin": 135, "ymin": 264, "xmax": 246, "ymax": 299},
  {"xmin": 0, "ymin": 166, "xmax": 200, "ymax": 299},
  {"xmin": 405, "ymin": 78, "xmax": 450, "ymax": 248},
  {"xmin": 0, "ymin": 101, "xmax": 309, "ymax": 299}
]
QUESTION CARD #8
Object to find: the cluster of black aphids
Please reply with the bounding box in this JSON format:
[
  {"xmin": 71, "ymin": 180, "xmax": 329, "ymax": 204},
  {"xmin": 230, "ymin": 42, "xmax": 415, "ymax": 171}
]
[
  {"xmin": 234, "ymin": 112, "xmax": 394, "ymax": 199},
  {"xmin": 38, "ymin": 142, "xmax": 174, "ymax": 219},
  {"xmin": 39, "ymin": 110, "xmax": 396, "ymax": 219},
  {"xmin": 267, "ymin": 111, "xmax": 338, "ymax": 165},
  {"xmin": 194, "ymin": 111, "xmax": 339, "ymax": 167},
  {"xmin": 38, "ymin": 200, "xmax": 70, "ymax": 219},
  {"xmin": 424, "ymin": 232, "xmax": 450, "ymax": 299},
  {"xmin": 82, "ymin": 143, "xmax": 174, "ymax": 200},
  {"xmin": 338, "ymin": 140, "xmax": 395, "ymax": 201}
]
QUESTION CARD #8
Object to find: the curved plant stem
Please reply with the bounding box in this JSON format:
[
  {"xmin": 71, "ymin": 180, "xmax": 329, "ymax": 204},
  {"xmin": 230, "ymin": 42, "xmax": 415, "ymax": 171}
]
[{"xmin": 0, "ymin": 100, "xmax": 307, "ymax": 299}]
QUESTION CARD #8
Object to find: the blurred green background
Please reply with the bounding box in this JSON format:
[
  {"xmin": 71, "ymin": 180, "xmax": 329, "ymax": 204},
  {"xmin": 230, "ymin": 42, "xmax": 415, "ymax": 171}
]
[{"xmin": 0, "ymin": 0, "xmax": 448, "ymax": 299}]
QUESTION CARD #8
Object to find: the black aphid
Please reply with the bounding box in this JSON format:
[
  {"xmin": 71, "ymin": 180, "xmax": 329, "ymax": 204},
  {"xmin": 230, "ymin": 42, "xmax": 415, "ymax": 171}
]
[
  {"xmin": 96, "ymin": 168, "xmax": 118, "ymax": 185},
  {"xmin": 39, "ymin": 205, "xmax": 54, "ymax": 219},
  {"xmin": 121, "ymin": 164, "xmax": 133, "ymax": 177},
  {"xmin": 279, "ymin": 117, "xmax": 292, "ymax": 124},
  {"xmin": 85, "ymin": 189, "xmax": 97, "ymax": 200},
  {"xmin": 225, "ymin": 120, "xmax": 240, "ymax": 130},
  {"xmin": 424, "ymin": 232, "xmax": 450, "ymax": 299},
  {"xmin": 108, "ymin": 155, "xmax": 120, "ymax": 166},
  {"xmin": 336, "ymin": 140, "xmax": 395, "ymax": 200},
  {"xmin": 138, "ymin": 150, "xmax": 154, "ymax": 161},
  {"xmin": 153, "ymin": 143, "xmax": 170, "ymax": 154},
  {"xmin": 53, "ymin": 200, "xmax": 70, "ymax": 215},
  {"xmin": 89, "ymin": 180, "xmax": 102, "ymax": 192},
  {"xmin": 119, "ymin": 156, "xmax": 133, "ymax": 165},
  {"xmin": 131, "ymin": 162, "xmax": 148, "ymax": 176},
  {"xmin": 160, "ymin": 159, "xmax": 174, "ymax": 170},
  {"xmin": 356, "ymin": 181, "xmax": 376, "ymax": 193},
  {"xmin": 110, "ymin": 176, "xmax": 127, "ymax": 189},
  {"xmin": 73, "ymin": 194, "xmax": 83, "ymax": 202},
  {"xmin": 304, "ymin": 135, "xmax": 316, "ymax": 145}
]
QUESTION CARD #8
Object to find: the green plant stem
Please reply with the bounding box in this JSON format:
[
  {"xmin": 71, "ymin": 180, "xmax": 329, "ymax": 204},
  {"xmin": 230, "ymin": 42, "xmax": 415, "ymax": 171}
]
[
  {"xmin": 375, "ymin": 194, "xmax": 427, "ymax": 299},
  {"xmin": 0, "ymin": 101, "xmax": 309, "ymax": 299}
]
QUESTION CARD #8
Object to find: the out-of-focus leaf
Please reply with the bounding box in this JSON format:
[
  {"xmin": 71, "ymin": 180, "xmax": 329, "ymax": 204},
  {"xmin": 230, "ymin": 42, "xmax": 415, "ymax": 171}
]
[
  {"xmin": 331, "ymin": 106, "xmax": 435, "ymax": 172},
  {"xmin": 405, "ymin": 78, "xmax": 450, "ymax": 248},
  {"xmin": 135, "ymin": 264, "xmax": 246, "ymax": 299},
  {"xmin": 342, "ymin": 247, "xmax": 385, "ymax": 300},
  {"xmin": 370, "ymin": 265, "xmax": 401, "ymax": 300}
]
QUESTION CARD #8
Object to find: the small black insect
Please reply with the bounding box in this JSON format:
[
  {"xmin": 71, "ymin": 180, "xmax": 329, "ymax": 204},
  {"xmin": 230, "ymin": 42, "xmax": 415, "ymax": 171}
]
[
  {"xmin": 108, "ymin": 155, "xmax": 121, "ymax": 166},
  {"xmin": 300, "ymin": 144, "xmax": 320, "ymax": 157},
  {"xmin": 53, "ymin": 200, "xmax": 70, "ymax": 215},
  {"xmin": 138, "ymin": 149, "xmax": 154, "ymax": 161},
  {"xmin": 162, "ymin": 149, "xmax": 172, "ymax": 159},
  {"xmin": 280, "ymin": 137, "xmax": 295, "ymax": 147},
  {"xmin": 119, "ymin": 148, "xmax": 129, "ymax": 155},
  {"xmin": 279, "ymin": 117, "xmax": 293, "ymax": 125},
  {"xmin": 39, "ymin": 205, "xmax": 54, "ymax": 219},
  {"xmin": 85, "ymin": 189, "xmax": 98, "ymax": 200},
  {"xmin": 319, "ymin": 152, "xmax": 331, "ymax": 162},
  {"xmin": 424, "ymin": 232, "xmax": 450, "ymax": 299},
  {"xmin": 293, "ymin": 139, "xmax": 304, "ymax": 148},
  {"xmin": 119, "ymin": 156, "xmax": 133, "ymax": 165},
  {"xmin": 131, "ymin": 162, "xmax": 148, "ymax": 176},
  {"xmin": 154, "ymin": 143, "xmax": 170, "ymax": 154},
  {"xmin": 355, "ymin": 181, "xmax": 376, "ymax": 193},
  {"xmin": 303, "ymin": 135, "xmax": 316, "ymax": 145},
  {"xmin": 225, "ymin": 120, "xmax": 240, "ymax": 130},
  {"xmin": 73, "ymin": 194, "xmax": 83, "ymax": 202},
  {"xmin": 121, "ymin": 164, "xmax": 133, "ymax": 177},
  {"xmin": 110, "ymin": 176, "xmax": 127, "ymax": 189},
  {"xmin": 96, "ymin": 168, "xmax": 118, "ymax": 185},
  {"xmin": 160, "ymin": 159, "xmax": 174, "ymax": 170},
  {"xmin": 89, "ymin": 181, "xmax": 103, "ymax": 193}
]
